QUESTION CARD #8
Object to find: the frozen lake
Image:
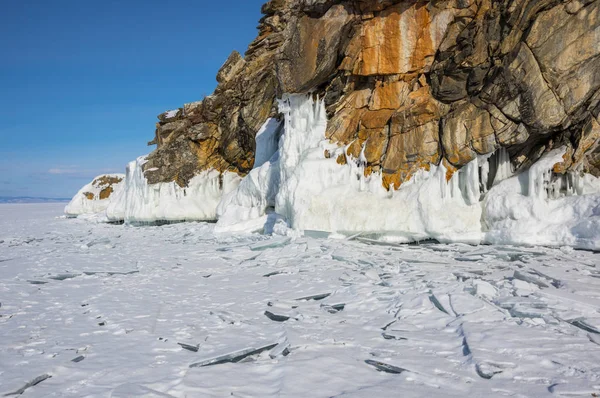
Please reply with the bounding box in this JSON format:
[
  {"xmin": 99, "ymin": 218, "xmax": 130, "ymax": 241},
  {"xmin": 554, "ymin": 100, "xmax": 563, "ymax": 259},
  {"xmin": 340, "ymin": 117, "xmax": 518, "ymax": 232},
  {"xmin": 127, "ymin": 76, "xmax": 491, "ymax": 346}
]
[{"xmin": 1, "ymin": 203, "xmax": 600, "ymax": 397}]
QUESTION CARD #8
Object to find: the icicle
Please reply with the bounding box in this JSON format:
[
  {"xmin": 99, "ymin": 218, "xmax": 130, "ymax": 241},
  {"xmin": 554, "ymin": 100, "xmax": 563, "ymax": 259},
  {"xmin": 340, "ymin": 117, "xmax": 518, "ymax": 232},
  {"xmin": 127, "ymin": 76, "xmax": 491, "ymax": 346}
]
[
  {"xmin": 492, "ymin": 148, "xmax": 512, "ymax": 186},
  {"xmin": 479, "ymin": 156, "xmax": 490, "ymax": 194},
  {"xmin": 458, "ymin": 159, "xmax": 480, "ymax": 205}
]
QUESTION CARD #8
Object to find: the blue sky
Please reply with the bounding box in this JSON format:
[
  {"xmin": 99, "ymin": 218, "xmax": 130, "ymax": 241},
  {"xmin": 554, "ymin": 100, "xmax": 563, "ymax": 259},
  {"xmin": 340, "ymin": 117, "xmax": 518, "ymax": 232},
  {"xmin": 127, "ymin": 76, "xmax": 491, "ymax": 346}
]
[{"xmin": 0, "ymin": 0, "xmax": 264, "ymax": 198}]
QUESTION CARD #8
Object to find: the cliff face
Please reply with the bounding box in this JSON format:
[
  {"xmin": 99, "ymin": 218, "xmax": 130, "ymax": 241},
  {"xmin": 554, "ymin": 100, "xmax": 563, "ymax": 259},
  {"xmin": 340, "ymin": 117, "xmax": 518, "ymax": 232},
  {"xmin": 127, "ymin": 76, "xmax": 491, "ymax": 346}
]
[{"xmin": 146, "ymin": 0, "xmax": 600, "ymax": 190}]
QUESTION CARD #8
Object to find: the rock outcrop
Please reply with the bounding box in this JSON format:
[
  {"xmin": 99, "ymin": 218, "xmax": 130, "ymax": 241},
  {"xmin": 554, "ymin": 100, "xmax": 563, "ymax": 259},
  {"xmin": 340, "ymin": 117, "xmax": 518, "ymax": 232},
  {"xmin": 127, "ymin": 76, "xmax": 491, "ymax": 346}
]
[
  {"xmin": 145, "ymin": 0, "xmax": 600, "ymax": 194},
  {"xmin": 65, "ymin": 174, "xmax": 125, "ymax": 218}
]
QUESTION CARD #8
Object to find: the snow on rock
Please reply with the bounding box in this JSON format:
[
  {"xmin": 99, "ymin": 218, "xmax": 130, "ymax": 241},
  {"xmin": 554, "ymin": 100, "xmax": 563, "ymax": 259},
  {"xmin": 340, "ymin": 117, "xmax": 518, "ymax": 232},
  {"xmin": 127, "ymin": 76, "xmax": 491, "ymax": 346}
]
[
  {"xmin": 483, "ymin": 149, "xmax": 600, "ymax": 250},
  {"xmin": 64, "ymin": 174, "xmax": 125, "ymax": 218},
  {"xmin": 108, "ymin": 156, "xmax": 241, "ymax": 224}
]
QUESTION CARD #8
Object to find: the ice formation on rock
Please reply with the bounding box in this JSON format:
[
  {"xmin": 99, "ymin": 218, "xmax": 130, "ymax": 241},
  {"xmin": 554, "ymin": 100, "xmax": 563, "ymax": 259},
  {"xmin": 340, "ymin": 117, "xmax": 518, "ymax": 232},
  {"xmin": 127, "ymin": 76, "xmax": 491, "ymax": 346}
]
[
  {"xmin": 65, "ymin": 174, "xmax": 125, "ymax": 218},
  {"xmin": 214, "ymin": 94, "xmax": 600, "ymax": 249},
  {"xmin": 217, "ymin": 95, "xmax": 484, "ymax": 243},
  {"xmin": 107, "ymin": 156, "xmax": 241, "ymax": 224},
  {"xmin": 483, "ymin": 148, "xmax": 600, "ymax": 250}
]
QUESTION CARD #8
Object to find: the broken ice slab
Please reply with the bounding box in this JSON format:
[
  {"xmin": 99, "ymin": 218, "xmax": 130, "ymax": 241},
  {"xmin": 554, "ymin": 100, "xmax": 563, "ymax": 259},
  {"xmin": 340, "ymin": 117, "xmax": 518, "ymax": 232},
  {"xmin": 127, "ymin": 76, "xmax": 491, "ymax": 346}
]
[
  {"xmin": 528, "ymin": 268, "xmax": 563, "ymax": 288},
  {"xmin": 264, "ymin": 311, "xmax": 291, "ymax": 322},
  {"xmin": 27, "ymin": 280, "xmax": 48, "ymax": 285},
  {"xmin": 494, "ymin": 296, "xmax": 547, "ymax": 311},
  {"xmin": 263, "ymin": 271, "xmax": 284, "ymax": 278},
  {"xmin": 382, "ymin": 331, "xmax": 407, "ymax": 341},
  {"xmin": 344, "ymin": 232, "xmax": 364, "ymax": 241},
  {"xmin": 509, "ymin": 303, "xmax": 551, "ymax": 319},
  {"xmin": 475, "ymin": 362, "xmax": 504, "ymax": 379},
  {"xmin": 295, "ymin": 293, "xmax": 331, "ymax": 301},
  {"xmin": 320, "ymin": 303, "xmax": 345, "ymax": 313},
  {"xmin": 513, "ymin": 270, "xmax": 550, "ymax": 288},
  {"xmin": 429, "ymin": 294, "xmax": 452, "ymax": 316},
  {"xmin": 249, "ymin": 237, "xmax": 291, "ymax": 251},
  {"xmin": 189, "ymin": 343, "xmax": 278, "ymax": 368},
  {"xmin": 83, "ymin": 237, "xmax": 112, "ymax": 248},
  {"xmin": 588, "ymin": 333, "xmax": 600, "ymax": 345},
  {"xmin": 548, "ymin": 383, "xmax": 600, "ymax": 396},
  {"xmin": 568, "ymin": 318, "xmax": 600, "ymax": 334},
  {"xmin": 178, "ymin": 343, "xmax": 200, "ymax": 352},
  {"xmin": 454, "ymin": 256, "xmax": 482, "ymax": 262},
  {"xmin": 450, "ymin": 294, "xmax": 487, "ymax": 316},
  {"xmin": 473, "ymin": 280, "xmax": 497, "ymax": 299},
  {"xmin": 48, "ymin": 273, "xmax": 80, "ymax": 281},
  {"xmin": 4, "ymin": 374, "xmax": 52, "ymax": 396},
  {"xmin": 267, "ymin": 300, "xmax": 298, "ymax": 310},
  {"xmin": 364, "ymin": 359, "xmax": 407, "ymax": 374},
  {"xmin": 83, "ymin": 270, "xmax": 139, "ymax": 276},
  {"xmin": 269, "ymin": 341, "xmax": 291, "ymax": 359},
  {"xmin": 355, "ymin": 237, "xmax": 403, "ymax": 247},
  {"xmin": 303, "ymin": 230, "xmax": 331, "ymax": 239}
]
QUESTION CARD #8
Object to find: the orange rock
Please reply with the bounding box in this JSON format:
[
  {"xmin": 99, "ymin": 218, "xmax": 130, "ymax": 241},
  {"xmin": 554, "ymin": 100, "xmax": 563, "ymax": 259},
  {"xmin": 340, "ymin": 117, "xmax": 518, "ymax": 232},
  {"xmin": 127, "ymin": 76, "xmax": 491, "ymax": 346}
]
[
  {"xmin": 360, "ymin": 109, "xmax": 395, "ymax": 129},
  {"xmin": 354, "ymin": 3, "xmax": 438, "ymax": 76},
  {"xmin": 369, "ymin": 81, "xmax": 410, "ymax": 110}
]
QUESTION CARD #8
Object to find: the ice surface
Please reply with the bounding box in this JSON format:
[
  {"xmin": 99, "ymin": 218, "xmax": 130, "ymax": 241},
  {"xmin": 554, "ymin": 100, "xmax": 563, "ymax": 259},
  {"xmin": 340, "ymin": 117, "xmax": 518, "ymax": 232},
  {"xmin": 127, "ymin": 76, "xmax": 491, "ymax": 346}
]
[{"xmin": 3, "ymin": 204, "xmax": 600, "ymax": 396}]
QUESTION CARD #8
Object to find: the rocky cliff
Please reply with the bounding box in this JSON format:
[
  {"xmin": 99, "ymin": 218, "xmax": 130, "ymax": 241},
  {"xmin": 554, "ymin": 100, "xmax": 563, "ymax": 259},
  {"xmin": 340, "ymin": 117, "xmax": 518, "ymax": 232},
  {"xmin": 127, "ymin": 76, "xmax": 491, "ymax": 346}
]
[
  {"xmin": 68, "ymin": 0, "xmax": 600, "ymax": 248},
  {"xmin": 147, "ymin": 0, "xmax": 600, "ymax": 190}
]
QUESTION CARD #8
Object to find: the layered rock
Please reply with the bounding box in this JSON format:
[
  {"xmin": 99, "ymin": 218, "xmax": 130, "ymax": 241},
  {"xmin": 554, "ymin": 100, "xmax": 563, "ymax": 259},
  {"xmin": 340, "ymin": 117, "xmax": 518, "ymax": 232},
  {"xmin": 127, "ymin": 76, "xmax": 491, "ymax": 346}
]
[{"xmin": 145, "ymin": 0, "xmax": 600, "ymax": 196}]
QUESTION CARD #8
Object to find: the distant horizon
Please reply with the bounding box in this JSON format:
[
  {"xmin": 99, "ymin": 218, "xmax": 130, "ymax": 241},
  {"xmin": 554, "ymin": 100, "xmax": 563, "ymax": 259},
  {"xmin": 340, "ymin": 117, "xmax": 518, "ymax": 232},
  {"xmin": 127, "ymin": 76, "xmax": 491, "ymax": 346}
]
[
  {"xmin": 0, "ymin": 195, "xmax": 71, "ymax": 204},
  {"xmin": 0, "ymin": 0, "xmax": 265, "ymax": 199}
]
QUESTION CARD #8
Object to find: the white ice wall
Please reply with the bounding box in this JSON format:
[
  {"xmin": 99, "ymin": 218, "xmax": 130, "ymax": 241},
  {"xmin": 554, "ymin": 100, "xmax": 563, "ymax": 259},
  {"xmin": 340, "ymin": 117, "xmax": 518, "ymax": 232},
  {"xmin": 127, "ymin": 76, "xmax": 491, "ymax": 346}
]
[
  {"xmin": 483, "ymin": 149, "xmax": 600, "ymax": 250},
  {"xmin": 107, "ymin": 156, "xmax": 241, "ymax": 224}
]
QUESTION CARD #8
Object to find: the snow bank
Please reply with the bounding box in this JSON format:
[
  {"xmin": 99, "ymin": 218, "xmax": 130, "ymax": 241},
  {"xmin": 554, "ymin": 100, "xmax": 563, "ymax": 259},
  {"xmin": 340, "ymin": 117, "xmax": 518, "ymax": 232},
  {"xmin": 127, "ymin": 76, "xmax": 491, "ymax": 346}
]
[
  {"xmin": 108, "ymin": 156, "xmax": 241, "ymax": 224},
  {"xmin": 483, "ymin": 149, "xmax": 600, "ymax": 250},
  {"xmin": 65, "ymin": 174, "xmax": 125, "ymax": 218}
]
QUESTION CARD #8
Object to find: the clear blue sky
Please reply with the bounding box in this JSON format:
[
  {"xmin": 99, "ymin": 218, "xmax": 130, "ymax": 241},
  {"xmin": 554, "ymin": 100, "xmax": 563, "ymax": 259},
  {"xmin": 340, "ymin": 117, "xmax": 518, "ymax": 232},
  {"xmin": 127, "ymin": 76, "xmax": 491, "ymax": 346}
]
[{"xmin": 0, "ymin": 0, "xmax": 264, "ymax": 198}]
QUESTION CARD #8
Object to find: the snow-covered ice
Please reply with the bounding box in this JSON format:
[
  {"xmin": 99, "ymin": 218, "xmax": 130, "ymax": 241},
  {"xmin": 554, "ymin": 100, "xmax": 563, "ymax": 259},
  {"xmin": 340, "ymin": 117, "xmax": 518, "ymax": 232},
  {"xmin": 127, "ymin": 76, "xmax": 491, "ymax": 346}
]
[{"xmin": 2, "ymin": 203, "xmax": 600, "ymax": 397}]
